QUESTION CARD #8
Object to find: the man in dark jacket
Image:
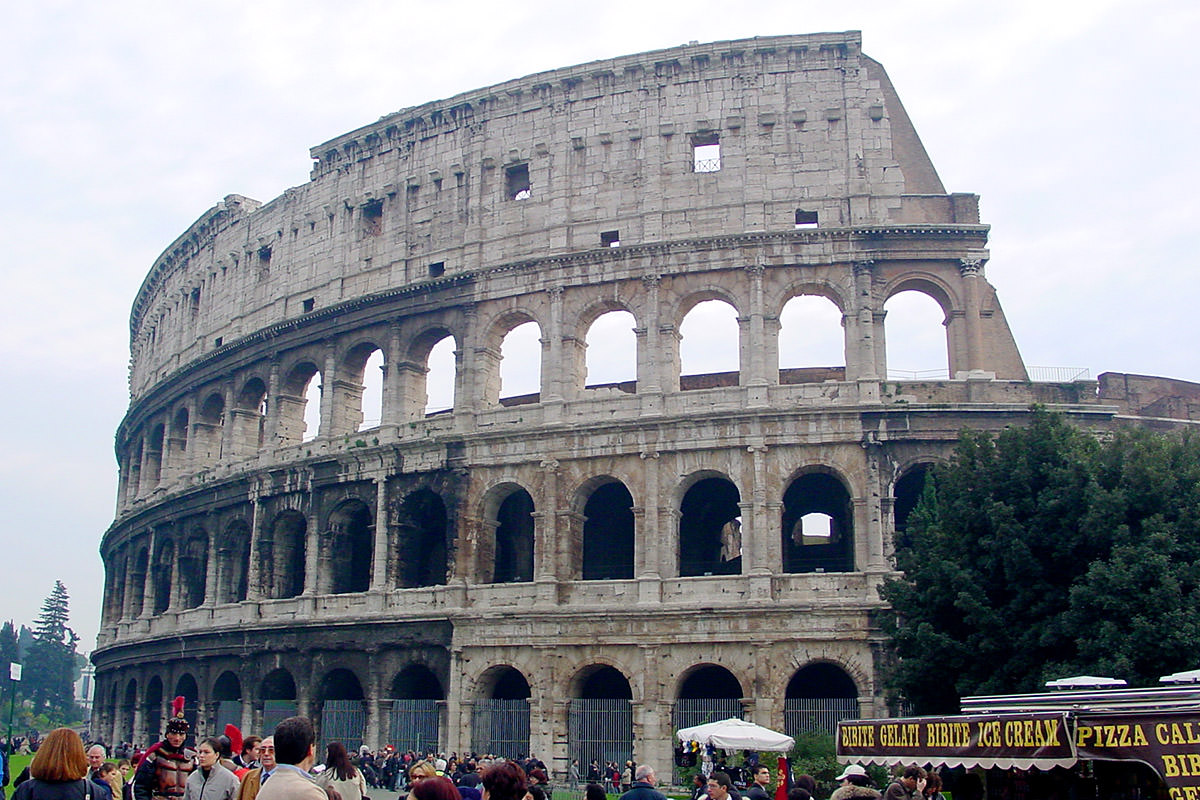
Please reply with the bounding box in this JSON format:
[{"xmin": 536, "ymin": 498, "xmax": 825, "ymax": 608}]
[
  {"xmin": 620, "ymin": 765, "xmax": 667, "ymax": 800},
  {"xmin": 745, "ymin": 766, "xmax": 772, "ymax": 800}
]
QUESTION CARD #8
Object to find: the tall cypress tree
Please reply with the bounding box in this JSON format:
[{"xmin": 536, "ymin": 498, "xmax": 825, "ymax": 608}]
[{"xmin": 24, "ymin": 582, "xmax": 79, "ymax": 719}]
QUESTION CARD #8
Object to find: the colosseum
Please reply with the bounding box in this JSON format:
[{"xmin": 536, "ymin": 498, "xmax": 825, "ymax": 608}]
[{"xmin": 91, "ymin": 30, "xmax": 1200, "ymax": 774}]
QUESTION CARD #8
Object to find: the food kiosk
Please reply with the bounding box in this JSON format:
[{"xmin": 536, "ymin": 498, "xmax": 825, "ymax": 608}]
[{"xmin": 837, "ymin": 683, "xmax": 1200, "ymax": 799}]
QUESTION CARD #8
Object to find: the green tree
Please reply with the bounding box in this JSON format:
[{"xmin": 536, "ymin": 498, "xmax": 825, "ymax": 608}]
[
  {"xmin": 23, "ymin": 582, "xmax": 79, "ymax": 721},
  {"xmin": 880, "ymin": 411, "xmax": 1200, "ymax": 713}
]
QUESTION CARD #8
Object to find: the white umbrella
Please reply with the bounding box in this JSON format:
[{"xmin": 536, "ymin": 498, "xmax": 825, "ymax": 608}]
[
  {"xmin": 676, "ymin": 718, "xmax": 795, "ymax": 751},
  {"xmin": 1044, "ymin": 675, "xmax": 1127, "ymax": 689}
]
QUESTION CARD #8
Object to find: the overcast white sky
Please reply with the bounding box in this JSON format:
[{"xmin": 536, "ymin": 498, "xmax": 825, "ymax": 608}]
[{"xmin": 1, "ymin": 0, "xmax": 1196, "ymax": 654}]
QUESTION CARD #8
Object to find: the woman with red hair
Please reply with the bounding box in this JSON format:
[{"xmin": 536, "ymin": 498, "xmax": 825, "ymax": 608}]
[{"xmin": 12, "ymin": 728, "xmax": 108, "ymax": 800}]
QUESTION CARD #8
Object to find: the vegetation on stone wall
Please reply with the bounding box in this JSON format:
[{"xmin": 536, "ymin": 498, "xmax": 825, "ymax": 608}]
[{"xmin": 881, "ymin": 409, "xmax": 1200, "ymax": 713}]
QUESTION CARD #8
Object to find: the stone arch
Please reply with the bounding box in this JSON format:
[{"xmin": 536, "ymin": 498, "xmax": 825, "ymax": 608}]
[
  {"xmin": 578, "ymin": 302, "xmax": 638, "ymax": 391},
  {"xmin": 784, "ymin": 661, "xmax": 860, "ymax": 737},
  {"xmin": 261, "ymin": 510, "xmax": 306, "ymax": 599},
  {"xmin": 260, "ymin": 668, "xmax": 299, "ymax": 736},
  {"xmin": 320, "ymin": 498, "xmax": 373, "ymax": 594},
  {"xmin": 678, "ymin": 293, "xmax": 741, "ymax": 388},
  {"xmin": 777, "ymin": 291, "xmax": 847, "ymax": 382},
  {"xmin": 317, "ymin": 667, "xmax": 366, "ymax": 702},
  {"xmin": 578, "ymin": 478, "xmax": 635, "ymax": 580},
  {"xmin": 120, "ymin": 678, "xmax": 138, "ymax": 743},
  {"xmin": 678, "ymin": 473, "xmax": 742, "ymax": 577},
  {"xmin": 174, "ymin": 673, "xmax": 200, "ymax": 736},
  {"xmin": 128, "ymin": 546, "xmax": 149, "ymax": 618},
  {"xmin": 125, "ymin": 438, "xmax": 143, "ymax": 499},
  {"xmin": 882, "ymin": 276, "xmax": 958, "ymax": 379},
  {"xmin": 152, "ymin": 538, "xmax": 175, "ymax": 614},
  {"xmin": 392, "ymin": 489, "xmax": 449, "ymax": 588},
  {"xmin": 781, "ymin": 466, "xmax": 855, "ymax": 574},
  {"xmin": 233, "ymin": 377, "xmax": 268, "ymax": 456},
  {"xmin": 146, "ymin": 422, "xmax": 165, "ymax": 486},
  {"xmin": 471, "ymin": 665, "xmax": 531, "ymax": 759},
  {"xmin": 195, "ymin": 391, "xmax": 225, "ymax": 463},
  {"xmin": 170, "ymin": 405, "xmax": 189, "ymax": 475},
  {"xmin": 499, "ymin": 319, "xmax": 543, "ymax": 405},
  {"xmin": 567, "ymin": 664, "xmax": 634, "ymax": 772},
  {"xmin": 178, "ymin": 529, "xmax": 208, "ymax": 610},
  {"xmin": 144, "ymin": 674, "xmax": 164, "ymax": 742},
  {"xmin": 674, "ymin": 664, "xmax": 744, "ymax": 729},
  {"xmin": 211, "ymin": 669, "xmax": 243, "ymax": 733},
  {"xmin": 405, "ymin": 326, "xmax": 458, "ymax": 417},
  {"xmin": 480, "ymin": 482, "xmax": 535, "ymax": 584},
  {"xmin": 338, "ymin": 338, "xmax": 386, "ymax": 434},
  {"xmin": 217, "ymin": 519, "xmax": 251, "ymax": 604},
  {"xmin": 892, "ymin": 462, "xmax": 935, "ymax": 550},
  {"xmin": 212, "ymin": 671, "xmax": 241, "ymax": 702},
  {"xmin": 390, "ymin": 664, "xmax": 444, "ymax": 700},
  {"xmin": 278, "ymin": 360, "xmax": 322, "ymax": 446}
]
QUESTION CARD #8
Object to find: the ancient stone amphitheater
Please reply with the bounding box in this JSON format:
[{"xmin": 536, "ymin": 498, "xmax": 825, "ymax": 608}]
[{"xmin": 91, "ymin": 30, "xmax": 1199, "ymax": 773}]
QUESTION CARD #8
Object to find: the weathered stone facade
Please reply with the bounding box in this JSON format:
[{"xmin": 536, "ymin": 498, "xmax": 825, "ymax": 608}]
[{"xmin": 91, "ymin": 31, "xmax": 1198, "ymax": 774}]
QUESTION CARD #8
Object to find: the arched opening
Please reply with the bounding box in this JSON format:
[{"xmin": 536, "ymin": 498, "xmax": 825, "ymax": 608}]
[
  {"xmin": 492, "ymin": 488, "xmax": 535, "ymax": 584},
  {"xmin": 585, "ymin": 310, "xmax": 637, "ymax": 390},
  {"xmin": 884, "ymin": 290, "xmax": 950, "ymax": 379},
  {"xmin": 146, "ymin": 423, "xmax": 165, "ymax": 486},
  {"xmin": 473, "ymin": 666, "xmax": 530, "ymax": 759},
  {"xmin": 680, "ymin": 299, "xmax": 739, "ymax": 389},
  {"xmin": 679, "ymin": 477, "xmax": 742, "ymax": 577},
  {"xmin": 893, "ymin": 464, "xmax": 932, "ymax": 551},
  {"xmin": 196, "ymin": 392, "xmax": 225, "ymax": 463},
  {"xmin": 582, "ymin": 481, "xmax": 635, "ymax": 580},
  {"xmin": 152, "ymin": 540, "xmax": 175, "ymax": 615},
  {"xmin": 178, "ymin": 533, "xmax": 207, "ymax": 609},
  {"xmin": 143, "ymin": 675, "xmax": 164, "ymax": 744},
  {"xmin": 394, "ymin": 489, "xmax": 448, "ymax": 588},
  {"xmin": 126, "ymin": 439, "xmax": 143, "ymax": 498},
  {"xmin": 569, "ymin": 666, "xmax": 633, "ymax": 771},
  {"xmin": 500, "ymin": 321, "xmax": 542, "ymax": 404},
  {"xmin": 170, "ymin": 406, "xmax": 189, "ymax": 474},
  {"xmin": 212, "ymin": 671, "xmax": 242, "ymax": 732},
  {"xmin": 358, "ymin": 347, "xmax": 385, "ymax": 431},
  {"xmin": 174, "ymin": 674, "xmax": 200, "ymax": 744},
  {"xmin": 128, "ymin": 548, "xmax": 149, "ymax": 618},
  {"xmin": 781, "ymin": 471, "xmax": 854, "ymax": 573},
  {"xmin": 262, "ymin": 511, "xmax": 306, "ymax": 599},
  {"xmin": 778, "ymin": 294, "xmax": 846, "ymax": 383},
  {"xmin": 217, "ymin": 519, "xmax": 251, "ymax": 603},
  {"xmin": 674, "ymin": 665, "xmax": 743, "ymax": 730},
  {"xmin": 387, "ymin": 664, "xmax": 445, "ymax": 753},
  {"xmin": 120, "ymin": 679, "xmax": 137, "ymax": 744},
  {"xmin": 233, "ymin": 377, "xmax": 268, "ymax": 456},
  {"xmin": 321, "ymin": 500, "xmax": 373, "ymax": 594},
  {"xmin": 277, "ymin": 362, "xmax": 321, "ymax": 446},
  {"xmin": 318, "ymin": 668, "xmax": 366, "ymax": 753},
  {"xmin": 425, "ymin": 335, "xmax": 456, "ymax": 415},
  {"xmin": 784, "ymin": 662, "xmax": 859, "ymax": 737},
  {"xmin": 261, "ymin": 669, "xmax": 298, "ymax": 735}
]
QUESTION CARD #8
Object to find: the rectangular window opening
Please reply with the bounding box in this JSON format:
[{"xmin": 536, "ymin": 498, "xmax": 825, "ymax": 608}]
[
  {"xmin": 362, "ymin": 199, "xmax": 383, "ymax": 236},
  {"xmin": 302, "ymin": 298, "xmax": 315, "ymax": 313},
  {"xmin": 795, "ymin": 209, "xmax": 819, "ymax": 229},
  {"xmin": 258, "ymin": 246, "xmax": 272, "ymax": 265},
  {"xmin": 600, "ymin": 230, "xmax": 620, "ymax": 248},
  {"xmin": 213, "ymin": 337, "xmax": 223, "ymax": 348},
  {"xmin": 506, "ymin": 163, "xmax": 531, "ymax": 200},
  {"xmin": 692, "ymin": 133, "xmax": 721, "ymax": 173},
  {"xmin": 428, "ymin": 262, "xmax": 446, "ymax": 278}
]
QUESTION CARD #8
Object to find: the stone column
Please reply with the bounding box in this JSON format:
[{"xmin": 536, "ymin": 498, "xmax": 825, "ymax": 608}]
[
  {"xmin": 742, "ymin": 264, "xmax": 770, "ymax": 401},
  {"xmin": 958, "ymin": 258, "xmax": 987, "ymax": 374},
  {"xmin": 536, "ymin": 460, "xmax": 560, "ymax": 583},
  {"xmin": 636, "ymin": 274, "xmax": 665, "ymax": 415},
  {"xmin": 203, "ymin": 519, "xmax": 219, "ymax": 606},
  {"xmin": 637, "ymin": 449, "xmax": 663, "ymax": 603},
  {"xmin": 140, "ymin": 528, "xmax": 159, "ymax": 618},
  {"xmin": 264, "ymin": 358, "xmax": 281, "ymax": 447},
  {"xmin": 372, "ymin": 474, "xmax": 391, "ymax": 590},
  {"xmin": 319, "ymin": 341, "xmax": 338, "ymax": 438},
  {"xmin": 543, "ymin": 287, "xmax": 566, "ymax": 414},
  {"xmin": 303, "ymin": 508, "xmax": 321, "ymax": 595},
  {"xmin": 246, "ymin": 494, "xmax": 263, "ymax": 602},
  {"xmin": 744, "ymin": 441, "xmax": 771, "ymax": 577},
  {"xmin": 219, "ymin": 381, "xmax": 237, "ymax": 462},
  {"xmin": 381, "ymin": 323, "xmax": 403, "ymax": 427},
  {"xmin": 445, "ymin": 649, "xmax": 467, "ymax": 755}
]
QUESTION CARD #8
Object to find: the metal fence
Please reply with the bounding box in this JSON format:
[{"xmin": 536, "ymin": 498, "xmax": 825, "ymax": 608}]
[
  {"xmin": 472, "ymin": 699, "xmax": 529, "ymax": 758},
  {"xmin": 783, "ymin": 698, "xmax": 859, "ymax": 738},
  {"xmin": 672, "ymin": 698, "xmax": 743, "ymax": 731},
  {"xmin": 386, "ymin": 699, "xmax": 440, "ymax": 753},
  {"xmin": 568, "ymin": 699, "xmax": 633, "ymax": 770},
  {"xmin": 214, "ymin": 701, "xmax": 243, "ymax": 732},
  {"xmin": 262, "ymin": 700, "xmax": 298, "ymax": 739},
  {"xmin": 321, "ymin": 700, "xmax": 367, "ymax": 753}
]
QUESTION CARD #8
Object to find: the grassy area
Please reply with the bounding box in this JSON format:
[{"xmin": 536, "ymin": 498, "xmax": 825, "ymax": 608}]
[{"xmin": 4, "ymin": 754, "xmax": 33, "ymax": 800}]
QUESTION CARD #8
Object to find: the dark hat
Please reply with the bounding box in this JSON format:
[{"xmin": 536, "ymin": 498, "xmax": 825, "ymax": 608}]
[{"xmin": 165, "ymin": 696, "xmax": 189, "ymax": 734}]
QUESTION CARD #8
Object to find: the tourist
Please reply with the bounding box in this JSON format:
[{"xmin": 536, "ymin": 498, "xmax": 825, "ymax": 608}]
[
  {"xmin": 234, "ymin": 737, "xmax": 275, "ymax": 800},
  {"xmin": 479, "ymin": 762, "xmax": 526, "ymax": 800},
  {"xmin": 315, "ymin": 743, "xmax": 367, "ymax": 800},
  {"xmin": 619, "ymin": 765, "xmax": 665, "ymax": 800},
  {"xmin": 133, "ymin": 698, "xmax": 196, "ymax": 800},
  {"xmin": 883, "ymin": 767, "xmax": 925, "ymax": 800},
  {"xmin": 745, "ymin": 766, "xmax": 771, "ymax": 800},
  {"xmin": 829, "ymin": 765, "xmax": 880, "ymax": 800},
  {"xmin": 12, "ymin": 728, "xmax": 108, "ymax": 800},
  {"xmin": 184, "ymin": 739, "xmax": 239, "ymax": 800},
  {"xmin": 257, "ymin": 717, "xmax": 323, "ymax": 800}
]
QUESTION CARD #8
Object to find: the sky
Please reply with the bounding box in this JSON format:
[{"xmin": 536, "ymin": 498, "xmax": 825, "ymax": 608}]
[{"xmin": 1, "ymin": 0, "xmax": 1196, "ymax": 655}]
